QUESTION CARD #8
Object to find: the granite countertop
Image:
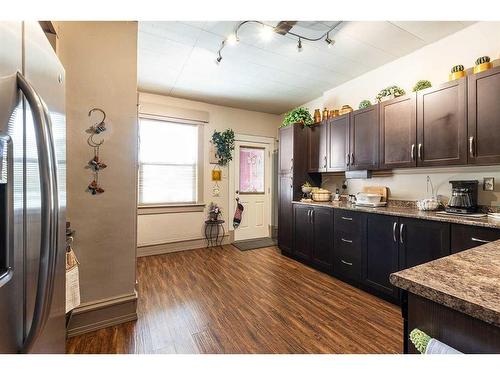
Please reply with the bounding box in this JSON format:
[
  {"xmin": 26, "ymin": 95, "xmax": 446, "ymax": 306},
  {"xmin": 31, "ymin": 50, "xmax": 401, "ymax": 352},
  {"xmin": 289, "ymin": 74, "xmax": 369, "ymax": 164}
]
[
  {"xmin": 390, "ymin": 240, "xmax": 500, "ymax": 326},
  {"xmin": 292, "ymin": 200, "xmax": 500, "ymax": 229}
]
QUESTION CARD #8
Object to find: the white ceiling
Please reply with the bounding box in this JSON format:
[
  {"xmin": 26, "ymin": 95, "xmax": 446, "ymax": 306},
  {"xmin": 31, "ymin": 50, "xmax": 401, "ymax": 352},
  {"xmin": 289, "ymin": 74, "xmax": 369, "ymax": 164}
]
[{"xmin": 138, "ymin": 21, "xmax": 473, "ymax": 114}]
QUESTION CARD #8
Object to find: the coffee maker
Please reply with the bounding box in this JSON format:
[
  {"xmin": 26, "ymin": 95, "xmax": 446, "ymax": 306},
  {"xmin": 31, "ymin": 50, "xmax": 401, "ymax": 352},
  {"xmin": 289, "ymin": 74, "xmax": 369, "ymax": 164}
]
[{"xmin": 445, "ymin": 180, "xmax": 479, "ymax": 214}]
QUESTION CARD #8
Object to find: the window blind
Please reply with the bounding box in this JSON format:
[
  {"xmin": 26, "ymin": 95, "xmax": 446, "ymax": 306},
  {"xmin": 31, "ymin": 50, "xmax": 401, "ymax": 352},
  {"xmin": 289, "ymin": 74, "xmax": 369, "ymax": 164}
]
[{"xmin": 138, "ymin": 118, "xmax": 199, "ymax": 205}]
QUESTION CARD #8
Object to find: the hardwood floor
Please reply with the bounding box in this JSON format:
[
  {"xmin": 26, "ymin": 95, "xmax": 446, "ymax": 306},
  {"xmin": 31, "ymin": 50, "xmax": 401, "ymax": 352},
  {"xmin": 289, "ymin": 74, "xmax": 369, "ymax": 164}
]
[{"xmin": 66, "ymin": 245, "xmax": 403, "ymax": 354}]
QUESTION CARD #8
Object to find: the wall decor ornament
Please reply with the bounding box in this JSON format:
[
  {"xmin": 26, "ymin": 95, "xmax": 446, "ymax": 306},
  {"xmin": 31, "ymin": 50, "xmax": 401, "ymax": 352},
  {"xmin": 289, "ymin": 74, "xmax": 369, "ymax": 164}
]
[
  {"xmin": 86, "ymin": 108, "xmax": 107, "ymax": 195},
  {"xmin": 211, "ymin": 129, "xmax": 235, "ymax": 166}
]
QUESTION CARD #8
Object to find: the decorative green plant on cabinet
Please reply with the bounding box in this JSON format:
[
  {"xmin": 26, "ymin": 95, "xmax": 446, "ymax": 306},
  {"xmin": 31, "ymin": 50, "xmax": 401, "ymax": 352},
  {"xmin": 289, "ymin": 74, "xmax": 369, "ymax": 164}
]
[
  {"xmin": 281, "ymin": 107, "xmax": 313, "ymax": 128},
  {"xmin": 358, "ymin": 100, "xmax": 371, "ymax": 109},
  {"xmin": 375, "ymin": 85, "xmax": 406, "ymax": 102},
  {"xmin": 412, "ymin": 80, "xmax": 432, "ymax": 92}
]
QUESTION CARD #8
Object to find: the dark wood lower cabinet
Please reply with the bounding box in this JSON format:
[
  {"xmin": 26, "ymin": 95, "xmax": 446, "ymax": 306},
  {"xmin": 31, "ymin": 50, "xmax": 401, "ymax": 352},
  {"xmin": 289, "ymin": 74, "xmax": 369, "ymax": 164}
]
[
  {"xmin": 278, "ymin": 174, "xmax": 293, "ymax": 255},
  {"xmin": 451, "ymin": 223, "xmax": 500, "ymax": 254},
  {"xmin": 405, "ymin": 293, "xmax": 500, "ymax": 353},
  {"xmin": 364, "ymin": 214, "xmax": 400, "ymax": 299},
  {"xmin": 399, "ymin": 217, "xmax": 450, "ymax": 269},
  {"xmin": 293, "ymin": 205, "xmax": 312, "ymax": 261},
  {"xmin": 292, "ymin": 204, "xmax": 334, "ymax": 271}
]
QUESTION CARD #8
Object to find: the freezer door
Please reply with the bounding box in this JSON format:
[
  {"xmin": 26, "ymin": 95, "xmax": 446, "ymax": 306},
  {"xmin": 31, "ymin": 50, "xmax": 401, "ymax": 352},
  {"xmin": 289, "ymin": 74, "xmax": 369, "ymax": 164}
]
[
  {"xmin": 0, "ymin": 21, "xmax": 24, "ymax": 354},
  {"xmin": 23, "ymin": 21, "xmax": 66, "ymax": 354}
]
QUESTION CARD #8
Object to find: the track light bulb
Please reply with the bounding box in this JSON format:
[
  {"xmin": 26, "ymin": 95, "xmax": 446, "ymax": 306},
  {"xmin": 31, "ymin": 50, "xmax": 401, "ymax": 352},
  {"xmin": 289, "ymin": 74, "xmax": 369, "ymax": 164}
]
[
  {"xmin": 260, "ymin": 25, "xmax": 274, "ymax": 41},
  {"xmin": 227, "ymin": 33, "xmax": 239, "ymax": 45},
  {"xmin": 297, "ymin": 38, "xmax": 302, "ymax": 52},
  {"xmin": 215, "ymin": 55, "xmax": 222, "ymax": 65}
]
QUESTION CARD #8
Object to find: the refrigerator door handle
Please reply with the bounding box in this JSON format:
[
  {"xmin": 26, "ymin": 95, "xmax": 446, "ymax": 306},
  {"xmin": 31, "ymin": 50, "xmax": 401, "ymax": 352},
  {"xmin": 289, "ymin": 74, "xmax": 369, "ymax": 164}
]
[
  {"xmin": 16, "ymin": 72, "xmax": 59, "ymax": 354},
  {"xmin": 0, "ymin": 133, "xmax": 14, "ymax": 288}
]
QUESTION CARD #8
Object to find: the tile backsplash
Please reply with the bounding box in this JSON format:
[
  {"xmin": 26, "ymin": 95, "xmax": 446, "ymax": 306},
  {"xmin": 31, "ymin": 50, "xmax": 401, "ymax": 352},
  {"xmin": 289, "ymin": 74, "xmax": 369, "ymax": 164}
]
[{"xmin": 321, "ymin": 165, "xmax": 500, "ymax": 208}]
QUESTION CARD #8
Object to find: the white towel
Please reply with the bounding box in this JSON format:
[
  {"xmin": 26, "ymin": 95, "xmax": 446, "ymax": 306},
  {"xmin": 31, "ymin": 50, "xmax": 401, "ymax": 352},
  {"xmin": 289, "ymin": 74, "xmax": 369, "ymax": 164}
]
[
  {"xmin": 65, "ymin": 248, "xmax": 81, "ymax": 313},
  {"xmin": 425, "ymin": 338, "xmax": 462, "ymax": 354}
]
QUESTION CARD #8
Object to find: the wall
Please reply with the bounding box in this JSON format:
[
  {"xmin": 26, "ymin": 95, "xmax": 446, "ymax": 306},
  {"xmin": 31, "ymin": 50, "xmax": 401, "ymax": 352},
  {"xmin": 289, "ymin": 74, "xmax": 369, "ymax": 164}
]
[
  {"xmin": 300, "ymin": 21, "xmax": 500, "ymax": 207},
  {"xmin": 55, "ymin": 21, "xmax": 139, "ymax": 333},
  {"xmin": 137, "ymin": 93, "xmax": 281, "ymax": 255}
]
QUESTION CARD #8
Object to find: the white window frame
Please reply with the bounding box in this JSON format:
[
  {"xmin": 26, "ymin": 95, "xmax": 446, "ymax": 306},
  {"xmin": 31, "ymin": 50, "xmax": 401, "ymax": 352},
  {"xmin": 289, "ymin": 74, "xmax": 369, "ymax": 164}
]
[{"xmin": 137, "ymin": 114, "xmax": 204, "ymax": 214}]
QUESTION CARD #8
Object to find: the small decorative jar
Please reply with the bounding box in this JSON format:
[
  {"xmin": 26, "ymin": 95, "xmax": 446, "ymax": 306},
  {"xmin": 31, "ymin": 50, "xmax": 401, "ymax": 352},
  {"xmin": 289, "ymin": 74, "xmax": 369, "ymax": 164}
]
[
  {"xmin": 313, "ymin": 109, "xmax": 321, "ymax": 123},
  {"xmin": 322, "ymin": 108, "xmax": 329, "ymax": 121}
]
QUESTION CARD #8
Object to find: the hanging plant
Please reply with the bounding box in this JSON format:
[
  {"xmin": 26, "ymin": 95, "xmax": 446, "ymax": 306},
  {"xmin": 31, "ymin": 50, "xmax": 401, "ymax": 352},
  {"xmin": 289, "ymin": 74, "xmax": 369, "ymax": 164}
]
[
  {"xmin": 376, "ymin": 85, "xmax": 406, "ymax": 102},
  {"xmin": 358, "ymin": 100, "xmax": 371, "ymax": 109},
  {"xmin": 412, "ymin": 80, "xmax": 432, "ymax": 92},
  {"xmin": 212, "ymin": 129, "xmax": 235, "ymax": 166},
  {"xmin": 281, "ymin": 107, "xmax": 313, "ymax": 128}
]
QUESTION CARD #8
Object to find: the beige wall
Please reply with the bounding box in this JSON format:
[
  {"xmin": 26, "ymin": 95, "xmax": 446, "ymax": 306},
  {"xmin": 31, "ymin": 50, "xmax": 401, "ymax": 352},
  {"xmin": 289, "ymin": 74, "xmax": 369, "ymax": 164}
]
[
  {"xmin": 56, "ymin": 22, "xmax": 138, "ymax": 303},
  {"xmin": 299, "ymin": 21, "xmax": 500, "ymax": 207},
  {"xmin": 137, "ymin": 93, "xmax": 280, "ymax": 252}
]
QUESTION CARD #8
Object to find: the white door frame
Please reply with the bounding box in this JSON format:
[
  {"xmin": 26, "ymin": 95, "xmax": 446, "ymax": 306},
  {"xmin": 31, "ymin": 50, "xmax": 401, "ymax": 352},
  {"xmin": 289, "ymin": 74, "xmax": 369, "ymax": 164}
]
[{"xmin": 229, "ymin": 133, "xmax": 276, "ymax": 241}]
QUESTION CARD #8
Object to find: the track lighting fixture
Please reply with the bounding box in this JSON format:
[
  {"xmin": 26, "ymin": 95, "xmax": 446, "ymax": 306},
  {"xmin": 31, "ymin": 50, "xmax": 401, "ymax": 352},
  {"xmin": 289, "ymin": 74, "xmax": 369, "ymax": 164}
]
[
  {"xmin": 215, "ymin": 21, "xmax": 342, "ymax": 65},
  {"xmin": 325, "ymin": 33, "xmax": 334, "ymax": 47}
]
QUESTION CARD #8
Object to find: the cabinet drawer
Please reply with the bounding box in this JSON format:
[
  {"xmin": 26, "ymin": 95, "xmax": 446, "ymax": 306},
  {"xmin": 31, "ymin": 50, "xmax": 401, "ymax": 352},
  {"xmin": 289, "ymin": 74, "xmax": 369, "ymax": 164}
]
[
  {"xmin": 333, "ymin": 252, "xmax": 361, "ymax": 282},
  {"xmin": 334, "ymin": 210, "xmax": 365, "ymax": 234},
  {"xmin": 334, "ymin": 231, "xmax": 362, "ymax": 260},
  {"xmin": 451, "ymin": 224, "xmax": 500, "ymax": 254}
]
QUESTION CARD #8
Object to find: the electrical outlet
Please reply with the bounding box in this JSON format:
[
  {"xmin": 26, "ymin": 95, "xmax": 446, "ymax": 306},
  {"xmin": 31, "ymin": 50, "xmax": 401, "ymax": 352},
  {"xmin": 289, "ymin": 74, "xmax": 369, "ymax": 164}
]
[{"xmin": 483, "ymin": 177, "xmax": 495, "ymax": 191}]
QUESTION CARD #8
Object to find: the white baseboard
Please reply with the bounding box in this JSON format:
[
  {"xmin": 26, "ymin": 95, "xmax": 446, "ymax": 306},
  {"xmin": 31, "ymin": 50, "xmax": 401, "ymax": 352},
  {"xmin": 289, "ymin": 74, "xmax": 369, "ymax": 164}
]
[{"xmin": 137, "ymin": 234, "xmax": 231, "ymax": 257}]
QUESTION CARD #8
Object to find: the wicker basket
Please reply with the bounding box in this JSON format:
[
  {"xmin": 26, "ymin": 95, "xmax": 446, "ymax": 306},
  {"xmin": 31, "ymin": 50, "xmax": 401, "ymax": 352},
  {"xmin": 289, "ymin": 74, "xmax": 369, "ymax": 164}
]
[{"xmin": 312, "ymin": 189, "xmax": 332, "ymax": 202}]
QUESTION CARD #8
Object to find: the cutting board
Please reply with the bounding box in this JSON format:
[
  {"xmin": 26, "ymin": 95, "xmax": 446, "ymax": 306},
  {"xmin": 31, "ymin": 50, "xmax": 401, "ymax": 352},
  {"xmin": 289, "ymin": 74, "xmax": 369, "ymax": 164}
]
[{"xmin": 362, "ymin": 186, "xmax": 388, "ymax": 202}]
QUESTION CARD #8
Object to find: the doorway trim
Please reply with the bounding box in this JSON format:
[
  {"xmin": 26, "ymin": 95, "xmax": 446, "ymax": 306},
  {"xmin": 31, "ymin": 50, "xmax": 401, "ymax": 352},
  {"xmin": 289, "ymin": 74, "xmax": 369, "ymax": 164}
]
[{"xmin": 228, "ymin": 133, "xmax": 276, "ymax": 241}]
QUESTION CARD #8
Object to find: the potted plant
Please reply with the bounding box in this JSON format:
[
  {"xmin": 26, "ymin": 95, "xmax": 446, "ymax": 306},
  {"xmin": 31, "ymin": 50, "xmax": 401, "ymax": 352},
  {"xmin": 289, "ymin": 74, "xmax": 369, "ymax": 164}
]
[
  {"xmin": 358, "ymin": 100, "xmax": 371, "ymax": 109},
  {"xmin": 301, "ymin": 181, "xmax": 312, "ymax": 194},
  {"xmin": 449, "ymin": 64, "xmax": 465, "ymax": 81},
  {"xmin": 412, "ymin": 80, "xmax": 432, "ymax": 92},
  {"xmin": 474, "ymin": 56, "xmax": 492, "ymax": 74},
  {"xmin": 211, "ymin": 129, "xmax": 235, "ymax": 166},
  {"xmin": 375, "ymin": 85, "xmax": 406, "ymax": 102},
  {"xmin": 281, "ymin": 107, "xmax": 314, "ymax": 128},
  {"xmin": 208, "ymin": 202, "xmax": 222, "ymax": 221}
]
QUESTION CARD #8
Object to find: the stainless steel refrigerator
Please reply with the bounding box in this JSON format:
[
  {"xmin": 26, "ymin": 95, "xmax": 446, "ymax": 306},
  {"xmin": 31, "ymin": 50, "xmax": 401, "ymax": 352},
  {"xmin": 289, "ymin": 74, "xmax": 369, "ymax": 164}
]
[{"xmin": 0, "ymin": 21, "xmax": 66, "ymax": 353}]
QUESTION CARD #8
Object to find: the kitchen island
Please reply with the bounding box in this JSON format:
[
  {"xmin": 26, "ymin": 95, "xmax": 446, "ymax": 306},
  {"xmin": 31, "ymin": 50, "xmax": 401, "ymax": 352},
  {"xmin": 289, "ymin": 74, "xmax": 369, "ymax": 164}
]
[{"xmin": 390, "ymin": 240, "xmax": 500, "ymax": 353}]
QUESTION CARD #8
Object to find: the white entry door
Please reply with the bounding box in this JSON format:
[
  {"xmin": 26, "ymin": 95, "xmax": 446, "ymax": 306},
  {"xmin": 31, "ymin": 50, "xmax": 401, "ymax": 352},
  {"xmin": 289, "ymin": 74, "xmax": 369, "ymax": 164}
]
[{"xmin": 233, "ymin": 140, "xmax": 271, "ymax": 241}]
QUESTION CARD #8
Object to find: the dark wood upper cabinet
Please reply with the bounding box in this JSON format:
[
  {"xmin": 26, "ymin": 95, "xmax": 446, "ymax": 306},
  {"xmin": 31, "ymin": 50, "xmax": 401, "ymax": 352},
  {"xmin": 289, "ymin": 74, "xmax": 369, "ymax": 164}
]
[
  {"xmin": 416, "ymin": 78, "xmax": 467, "ymax": 167},
  {"xmin": 349, "ymin": 105, "xmax": 380, "ymax": 170},
  {"xmin": 327, "ymin": 114, "xmax": 349, "ymax": 172},
  {"xmin": 467, "ymin": 65, "xmax": 500, "ymax": 165},
  {"xmin": 307, "ymin": 122, "xmax": 327, "ymax": 173},
  {"xmin": 379, "ymin": 94, "xmax": 417, "ymax": 169}
]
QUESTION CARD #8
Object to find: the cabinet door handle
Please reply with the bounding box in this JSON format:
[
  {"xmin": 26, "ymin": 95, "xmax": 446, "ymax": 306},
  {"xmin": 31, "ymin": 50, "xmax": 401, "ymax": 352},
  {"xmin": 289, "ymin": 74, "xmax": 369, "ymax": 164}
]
[
  {"xmin": 392, "ymin": 222, "xmax": 398, "ymax": 243},
  {"xmin": 411, "ymin": 144, "xmax": 415, "ymax": 161},
  {"xmin": 341, "ymin": 259, "xmax": 353, "ymax": 266},
  {"xmin": 307, "ymin": 210, "xmax": 311, "ymax": 224},
  {"xmin": 341, "ymin": 238, "xmax": 353, "ymax": 243},
  {"xmin": 350, "ymin": 153, "xmax": 354, "ymax": 165},
  {"xmin": 469, "ymin": 137, "xmax": 475, "ymax": 157},
  {"xmin": 471, "ymin": 237, "xmax": 490, "ymax": 244},
  {"xmin": 324, "ymin": 155, "xmax": 327, "ymax": 168},
  {"xmin": 310, "ymin": 210, "xmax": 314, "ymax": 224},
  {"xmin": 346, "ymin": 153, "xmax": 350, "ymax": 166},
  {"xmin": 400, "ymin": 223, "xmax": 405, "ymax": 244},
  {"xmin": 418, "ymin": 144, "xmax": 423, "ymax": 161},
  {"xmin": 341, "ymin": 216, "xmax": 353, "ymax": 221}
]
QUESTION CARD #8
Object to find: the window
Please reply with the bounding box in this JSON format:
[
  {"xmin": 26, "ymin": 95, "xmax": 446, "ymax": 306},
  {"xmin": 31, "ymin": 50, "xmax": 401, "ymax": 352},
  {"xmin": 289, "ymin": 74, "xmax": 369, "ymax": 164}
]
[{"xmin": 138, "ymin": 117, "xmax": 201, "ymax": 205}]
